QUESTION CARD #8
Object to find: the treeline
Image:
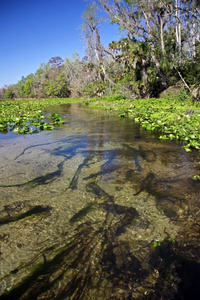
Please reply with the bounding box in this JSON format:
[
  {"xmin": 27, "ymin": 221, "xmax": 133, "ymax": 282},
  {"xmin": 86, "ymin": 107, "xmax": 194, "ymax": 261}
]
[
  {"xmin": 1, "ymin": 0, "xmax": 200, "ymax": 100},
  {"xmin": 0, "ymin": 54, "xmax": 101, "ymax": 100}
]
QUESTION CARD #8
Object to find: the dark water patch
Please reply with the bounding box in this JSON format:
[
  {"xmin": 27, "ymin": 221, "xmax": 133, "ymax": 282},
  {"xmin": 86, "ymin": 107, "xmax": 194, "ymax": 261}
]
[
  {"xmin": 133, "ymin": 174, "xmax": 189, "ymax": 219},
  {"xmin": 100, "ymin": 202, "xmax": 137, "ymax": 216},
  {"xmin": 122, "ymin": 143, "xmax": 142, "ymax": 171},
  {"xmin": 125, "ymin": 169, "xmax": 140, "ymax": 181},
  {"xmin": 138, "ymin": 145, "xmax": 157, "ymax": 162},
  {"xmin": 133, "ymin": 172, "xmax": 156, "ymax": 196},
  {"xmin": 0, "ymin": 161, "xmax": 64, "ymax": 189},
  {"xmin": 101, "ymin": 241, "xmax": 148, "ymax": 284},
  {"xmin": 27, "ymin": 161, "xmax": 64, "ymax": 187},
  {"xmin": 107, "ymin": 206, "xmax": 139, "ymax": 238},
  {"xmin": 149, "ymin": 240, "xmax": 200, "ymax": 300},
  {"xmin": 51, "ymin": 143, "xmax": 78, "ymax": 158},
  {"xmin": 0, "ymin": 203, "xmax": 52, "ymax": 225},
  {"xmin": 83, "ymin": 149, "xmax": 122, "ymax": 180},
  {"xmin": 14, "ymin": 141, "xmax": 59, "ymax": 161},
  {"xmin": 86, "ymin": 181, "xmax": 114, "ymax": 203},
  {"xmin": 67, "ymin": 155, "xmax": 93, "ymax": 190},
  {"xmin": 177, "ymin": 259, "xmax": 200, "ymax": 300},
  {"xmin": 69, "ymin": 203, "xmax": 95, "ymax": 223},
  {"xmin": 50, "ymin": 135, "xmax": 93, "ymax": 158},
  {"xmin": 156, "ymin": 195, "xmax": 187, "ymax": 219}
]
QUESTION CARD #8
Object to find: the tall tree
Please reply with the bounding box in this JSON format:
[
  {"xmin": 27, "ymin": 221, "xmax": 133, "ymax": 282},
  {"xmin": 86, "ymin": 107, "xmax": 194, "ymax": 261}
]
[
  {"xmin": 95, "ymin": 0, "xmax": 200, "ymax": 88},
  {"xmin": 81, "ymin": 2, "xmax": 115, "ymax": 85},
  {"xmin": 95, "ymin": 0, "xmax": 171, "ymax": 86}
]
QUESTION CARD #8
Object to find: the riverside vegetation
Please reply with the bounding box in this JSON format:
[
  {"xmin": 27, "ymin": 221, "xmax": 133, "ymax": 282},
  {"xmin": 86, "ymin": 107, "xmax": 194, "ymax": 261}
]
[
  {"xmin": 86, "ymin": 92, "xmax": 200, "ymax": 152},
  {"xmin": 1, "ymin": 92, "xmax": 199, "ymax": 152},
  {"xmin": 0, "ymin": 98, "xmax": 82, "ymax": 134},
  {"xmin": 1, "ymin": 92, "xmax": 200, "ymax": 180},
  {"xmin": 1, "ymin": 1, "xmax": 200, "ymax": 103}
]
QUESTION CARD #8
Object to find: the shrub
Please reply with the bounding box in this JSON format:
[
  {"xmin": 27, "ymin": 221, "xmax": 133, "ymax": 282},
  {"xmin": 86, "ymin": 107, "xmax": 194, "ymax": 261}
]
[{"xmin": 5, "ymin": 90, "xmax": 15, "ymax": 99}]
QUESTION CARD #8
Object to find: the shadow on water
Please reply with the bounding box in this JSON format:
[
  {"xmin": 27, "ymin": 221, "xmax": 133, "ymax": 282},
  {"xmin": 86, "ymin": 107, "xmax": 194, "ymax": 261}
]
[{"xmin": 0, "ymin": 103, "xmax": 200, "ymax": 299}]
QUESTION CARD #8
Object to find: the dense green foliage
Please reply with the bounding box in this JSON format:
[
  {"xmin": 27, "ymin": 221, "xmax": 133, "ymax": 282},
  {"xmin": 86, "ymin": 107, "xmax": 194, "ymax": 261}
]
[
  {"xmin": 1, "ymin": 94, "xmax": 199, "ymax": 152},
  {"xmin": 0, "ymin": 98, "xmax": 81, "ymax": 134},
  {"xmin": 0, "ymin": 1, "xmax": 199, "ymax": 101},
  {"xmin": 86, "ymin": 92, "xmax": 200, "ymax": 151},
  {"xmin": 5, "ymin": 89, "xmax": 15, "ymax": 99}
]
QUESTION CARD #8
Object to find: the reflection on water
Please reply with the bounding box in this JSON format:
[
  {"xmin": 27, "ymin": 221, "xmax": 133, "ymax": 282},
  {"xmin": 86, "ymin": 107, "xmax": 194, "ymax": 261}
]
[{"xmin": 0, "ymin": 103, "xmax": 200, "ymax": 299}]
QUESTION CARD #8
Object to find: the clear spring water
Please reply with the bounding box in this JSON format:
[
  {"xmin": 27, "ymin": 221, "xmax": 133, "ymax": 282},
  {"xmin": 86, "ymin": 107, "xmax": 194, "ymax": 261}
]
[{"xmin": 0, "ymin": 103, "xmax": 200, "ymax": 299}]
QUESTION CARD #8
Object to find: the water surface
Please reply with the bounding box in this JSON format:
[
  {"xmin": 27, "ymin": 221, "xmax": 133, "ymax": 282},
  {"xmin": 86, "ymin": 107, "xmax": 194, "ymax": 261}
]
[{"xmin": 0, "ymin": 103, "xmax": 200, "ymax": 299}]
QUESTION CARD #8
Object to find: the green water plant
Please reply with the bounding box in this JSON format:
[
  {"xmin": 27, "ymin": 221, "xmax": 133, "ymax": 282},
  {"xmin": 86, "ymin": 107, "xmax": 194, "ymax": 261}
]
[
  {"xmin": 151, "ymin": 241, "xmax": 161, "ymax": 247},
  {"xmin": 87, "ymin": 92, "xmax": 200, "ymax": 152},
  {"xmin": 193, "ymin": 174, "xmax": 200, "ymax": 180},
  {"xmin": 0, "ymin": 98, "xmax": 81, "ymax": 134},
  {"xmin": 151, "ymin": 237, "xmax": 175, "ymax": 248},
  {"xmin": 51, "ymin": 113, "xmax": 65, "ymax": 125}
]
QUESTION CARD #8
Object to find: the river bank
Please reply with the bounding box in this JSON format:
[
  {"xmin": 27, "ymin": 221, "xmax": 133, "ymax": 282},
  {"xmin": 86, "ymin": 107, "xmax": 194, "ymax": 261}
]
[
  {"xmin": 86, "ymin": 92, "xmax": 200, "ymax": 152},
  {"xmin": 0, "ymin": 93, "xmax": 200, "ymax": 153}
]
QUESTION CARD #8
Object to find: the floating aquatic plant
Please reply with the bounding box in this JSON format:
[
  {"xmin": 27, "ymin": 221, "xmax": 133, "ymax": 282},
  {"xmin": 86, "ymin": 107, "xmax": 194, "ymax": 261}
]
[
  {"xmin": 87, "ymin": 93, "xmax": 200, "ymax": 151},
  {"xmin": 0, "ymin": 98, "xmax": 81, "ymax": 134},
  {"xmin": 193, "ymin": 174, "xmax": 200, "ymax": 180},
  {"xmin": 50, "ymin": 113, "xmax": 65, "ymax": 125}
]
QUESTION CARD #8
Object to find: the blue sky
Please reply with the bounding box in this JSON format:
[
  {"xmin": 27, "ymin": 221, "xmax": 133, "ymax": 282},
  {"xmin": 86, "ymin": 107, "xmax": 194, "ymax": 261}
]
[{"xmin": 0, "ymin": 0, "xmax": 122, "ymax": 88}]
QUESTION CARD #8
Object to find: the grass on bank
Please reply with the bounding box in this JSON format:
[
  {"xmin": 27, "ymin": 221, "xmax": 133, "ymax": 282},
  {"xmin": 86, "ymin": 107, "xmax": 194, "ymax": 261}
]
[
  {"xmin": 0, "ymin": 93, "xmax": 200, "ymax": 152},
  {"xmin": 85, "ymin": 91, "xmax": 200, "ymax": 152}
]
